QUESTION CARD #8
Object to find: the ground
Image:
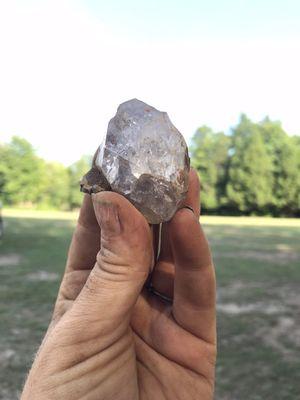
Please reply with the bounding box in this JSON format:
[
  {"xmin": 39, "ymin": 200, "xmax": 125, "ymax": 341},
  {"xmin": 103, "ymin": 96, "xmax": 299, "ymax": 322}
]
[{"xmin": 0, "ymin": 210, "xmax": 300, "ymax": 400}]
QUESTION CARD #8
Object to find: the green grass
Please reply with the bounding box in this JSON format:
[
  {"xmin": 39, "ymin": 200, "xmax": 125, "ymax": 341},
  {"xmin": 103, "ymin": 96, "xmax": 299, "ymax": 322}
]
[{"xmin": 0, "ymin": 210, "xmax": 300, "ymax": 399}]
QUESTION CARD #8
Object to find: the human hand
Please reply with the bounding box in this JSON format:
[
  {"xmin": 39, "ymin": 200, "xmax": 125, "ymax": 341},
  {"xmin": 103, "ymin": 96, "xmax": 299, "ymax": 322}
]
[{"xmin": 21, "ymin": 170, "xmax": 216, "ymax": 400}]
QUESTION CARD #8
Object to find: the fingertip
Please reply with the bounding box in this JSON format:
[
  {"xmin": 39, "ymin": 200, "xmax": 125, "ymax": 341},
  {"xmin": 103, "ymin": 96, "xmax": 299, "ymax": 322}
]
[
  {"xmin": 168, "ymin": 206, "xmax": 211, "ymax": 269},
  {"xmin": 189, "ymin": 168, "xmax": 201, "ymax": 190},
  {"xmin": 92, "ymin": 192, "xmax": 122, "ymax": 236},
  {"xmin": 78, "ymin": 194, "xmax": 99, "ymax": 231},
  {"xmin": 92, "ymin": 191, "xmax": 150, "ymax": 237},
  {"xmin": 169, "ymin": 207, "xmax": 199, "ymax": 242},
  {"xmin": 171, "ymin": 206, "xmax": 197, "ymax": 224},
  {"xmin": 185, "ymin": 168, "xmax": 201, "ymax": 217},
  {"xmin": 92, "ymin": 190, "xmax": 122, "ymax": 205}
]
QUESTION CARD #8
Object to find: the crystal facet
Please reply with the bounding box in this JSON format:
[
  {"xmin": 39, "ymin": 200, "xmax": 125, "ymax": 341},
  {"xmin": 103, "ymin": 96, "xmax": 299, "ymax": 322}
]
[{"xmin": 80, "ymin": 99, "xmax": 190, "ymax": 224}]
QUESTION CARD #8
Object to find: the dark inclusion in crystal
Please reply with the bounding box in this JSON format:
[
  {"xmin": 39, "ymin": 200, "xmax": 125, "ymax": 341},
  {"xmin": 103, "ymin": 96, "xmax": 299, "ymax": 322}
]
[{"xmin": 80, "ymin": 99, "xmax": 190, "ymax": 224}]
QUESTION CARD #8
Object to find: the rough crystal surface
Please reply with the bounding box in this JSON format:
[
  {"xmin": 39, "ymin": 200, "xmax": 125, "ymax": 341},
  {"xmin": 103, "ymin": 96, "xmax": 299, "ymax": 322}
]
[{"xmin": 81, "ymin": 99, "xmax": 190, "ymax": 224}]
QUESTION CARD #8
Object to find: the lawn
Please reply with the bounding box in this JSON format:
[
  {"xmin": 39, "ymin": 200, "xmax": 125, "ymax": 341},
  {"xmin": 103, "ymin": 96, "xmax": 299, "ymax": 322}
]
[{"xmin": 0, "ymin": 210, "xmax": 300, "ymax": 400}]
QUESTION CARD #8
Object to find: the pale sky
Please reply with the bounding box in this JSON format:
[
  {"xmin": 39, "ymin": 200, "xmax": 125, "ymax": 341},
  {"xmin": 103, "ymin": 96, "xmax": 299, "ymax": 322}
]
[{"xmin": 1, "ymin": 0, "xmax": 300, "ymax": 165}]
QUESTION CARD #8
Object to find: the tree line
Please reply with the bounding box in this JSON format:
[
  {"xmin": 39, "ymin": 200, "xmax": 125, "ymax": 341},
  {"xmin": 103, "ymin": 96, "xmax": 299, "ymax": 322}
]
[
  {"xmin": 0, "ymin": 136, "xmax": 90, "ymax": 210},
  {"xmin": 0, "ymin": 114, "xmax": 299, "ymax": 216},
  {"xmin": 191, "ymin": 114, "xmax": 300, "ymax": 216}
]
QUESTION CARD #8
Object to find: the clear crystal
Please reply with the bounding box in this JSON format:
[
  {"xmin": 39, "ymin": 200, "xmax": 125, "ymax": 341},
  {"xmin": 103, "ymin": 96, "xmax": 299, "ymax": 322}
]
[{"xmin": 82, "ymin": 99, "xmax": 189, "ymax": 224}]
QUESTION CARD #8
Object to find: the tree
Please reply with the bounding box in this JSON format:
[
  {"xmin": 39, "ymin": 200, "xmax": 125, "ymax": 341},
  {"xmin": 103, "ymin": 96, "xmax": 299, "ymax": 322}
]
[
  {"xmin": 68, "ymin": 156, "xmax": 92, "ymax": 209},
  {"xmin": 191, "ymin": 126, "xmax": 230, "ymax": 211},
  {"xmin": 0, "ymin": 136, "xmax": 46, "ymax": 205},
  {"xmin": 0, "ymin": 143, "xmax": 9, "ymax": 199},
  {"xmin": 226, "ymin": 115, "xmax": 274, "ymax": 214},
  {"xmin": 1, "ymin": 123, "xmax": 298, "ymax": 216},
  {"xmin": 39, "ymin": 162, "xmax": 70, "ymax": 209},
  {"xmin": 259, "ymin": 118, "xmax": 300, "ymax": 215},
  {"xmin": 0, "ymin": 136, "xmax": 92, "ymax": 209}
]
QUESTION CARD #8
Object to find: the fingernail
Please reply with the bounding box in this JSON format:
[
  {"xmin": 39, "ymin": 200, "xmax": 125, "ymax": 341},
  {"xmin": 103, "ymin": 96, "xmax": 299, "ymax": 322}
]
[{"xmin": 93, "ymin": 198, "xmax": 121, "ymax": 236}]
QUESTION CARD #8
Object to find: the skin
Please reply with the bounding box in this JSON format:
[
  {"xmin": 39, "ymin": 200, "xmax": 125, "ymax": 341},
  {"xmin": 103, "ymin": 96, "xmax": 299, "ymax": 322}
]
[{"xmin": 21, "ymin": 170, "xmax": 216, "ymax": 400}]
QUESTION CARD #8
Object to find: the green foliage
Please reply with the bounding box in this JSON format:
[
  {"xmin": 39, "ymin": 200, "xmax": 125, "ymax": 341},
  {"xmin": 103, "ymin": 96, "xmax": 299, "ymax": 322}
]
[
  {"xmin": 0, "ymin": 136, "xmax": 89, "ymax": 210},
  {"xmin": 226, "ymin": 115, "xmax": 274, "ymax": 213},
  {"xmin": 260, "ymin": 119, "xmax": 300, "ymax": 214},
  {"xmin": 68, "ymin": 156, "xmax": 92, "ymax": 209},
  {"xmin": 39, "ymin": 162, "xmax": 70, "ymax": 209},
  {"xmin": 191, "ymin": 126, "xmax": 230, "ymax": 210},
  {"xmin": 0, "ymin": 145, "xmax": 9, "ymax": 196},
  {"xmin": 191, "ymin": 115, "xmax": 300, "ymax": 216},
  {"xmin": 0, "ymin": 137, "xmax": 46, "ymax": 205},
  {"xmin": 1, "ymin": 117, "xmax": 299, "ymax": 216}
]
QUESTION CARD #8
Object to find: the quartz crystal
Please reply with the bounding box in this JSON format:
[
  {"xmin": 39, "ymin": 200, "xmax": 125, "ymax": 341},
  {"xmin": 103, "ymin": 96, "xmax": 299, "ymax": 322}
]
[{"xmin": 80, "ymin": 99, "xmax": 190, "ymax": 224}]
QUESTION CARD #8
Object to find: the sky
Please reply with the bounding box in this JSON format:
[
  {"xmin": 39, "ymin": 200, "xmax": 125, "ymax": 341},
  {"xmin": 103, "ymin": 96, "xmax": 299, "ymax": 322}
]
[{"xmin": 0, "ymin": 0, "xmax": 300, "ymax": 165}]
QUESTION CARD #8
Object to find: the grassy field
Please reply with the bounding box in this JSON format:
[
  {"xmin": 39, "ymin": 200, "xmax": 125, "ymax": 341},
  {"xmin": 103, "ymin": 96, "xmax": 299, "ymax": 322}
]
[{"xmin": 0, "ymin": 210, "xmax": 300, "ymax": 400}]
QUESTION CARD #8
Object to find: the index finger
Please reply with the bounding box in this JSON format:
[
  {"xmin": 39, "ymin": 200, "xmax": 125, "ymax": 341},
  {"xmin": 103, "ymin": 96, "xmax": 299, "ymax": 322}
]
[
  {"xmin": 66, "ymin": 194, "xmax": 100, "ymax": 273},
  {"xmin": 150, "ymin": 169, "xmax": 201, "ymax": 298},
  {"xmin": 53, "ymin": 195, "xmax": 100, "ymax": 320},
  {"xmin": 169, "ymin": 181, "xmax": 216, "ymax": 343}
]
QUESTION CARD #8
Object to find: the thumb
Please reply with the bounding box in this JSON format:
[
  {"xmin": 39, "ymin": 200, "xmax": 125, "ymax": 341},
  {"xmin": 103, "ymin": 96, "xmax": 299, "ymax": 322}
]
[{"xmin": 72, "ymin": 191, "xmax": 153, "ymax": 328}]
